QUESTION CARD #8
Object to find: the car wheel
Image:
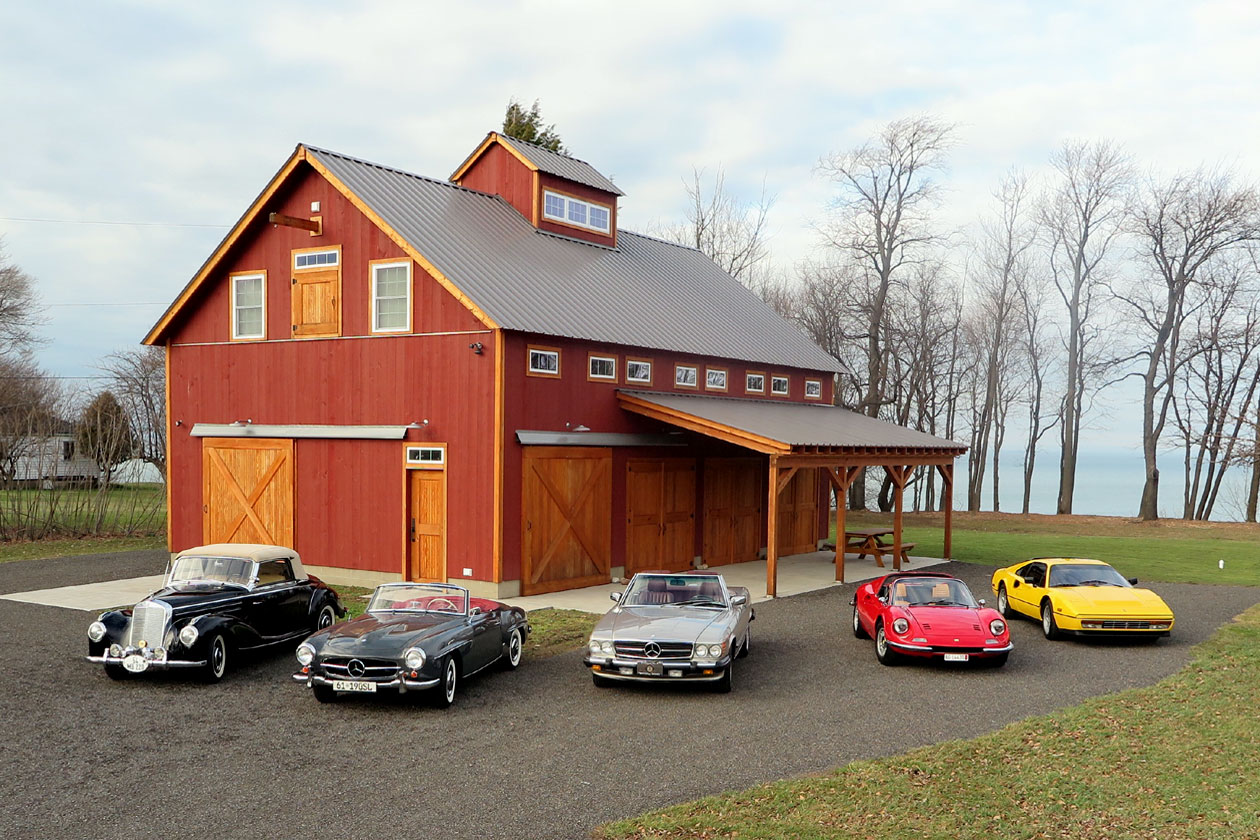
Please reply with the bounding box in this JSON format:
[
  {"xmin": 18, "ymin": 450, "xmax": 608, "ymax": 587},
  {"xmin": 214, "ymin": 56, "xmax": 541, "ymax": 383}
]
[
  {"xmin": 852, "ymin": 605, "xmax": 869, "ymax": 639},
  {"xmin": 312, "ymin": 683, "xmax": 338, "ymax": 704},
  {"xmin": 875, "ymin": 622, "xmax": 900, "ymax": 666},
  {"xmin": 431, "ymin": 657, "xmax": 459, "ymax": 708},
  {"xmin": 997, "ymin": 584, "xmax": 1014, "ymax": 619},
  {"xmin": 502, "ymin": 628, "xmax": 523, "ymax": 670},
  {"xmin": 313, "ymin": 603, "xmax": 337, "ymax": 633},
  {"xmin": 1041, "ymin": 601, "xmax": 1061, "ymax": 640},
  {"xmin": 737, "ymin": 627, "xmax": 751, "ymax": 658},
  {"xmin": 103, "ymin": 663, "xmax": 129, "ymax": 681},
  {"xmin": 592, "ymin": 672, "xmax": 614, "ymax": 688},
  {"xmin": 200, "ymin": 633, "xmax": 229, "ymax": 683},
  {"xmin": 712, "ymin": 661, "xmax": 733, "ymax": 693}
]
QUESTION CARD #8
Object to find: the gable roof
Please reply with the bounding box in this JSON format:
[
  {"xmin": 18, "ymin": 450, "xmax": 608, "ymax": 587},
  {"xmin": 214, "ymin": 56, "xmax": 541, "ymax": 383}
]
[
  {"xmin": 146, "ymin": 144, "xmax": 842, "ymax": 374},
  {"xmin": 452, "ymin": 131, "xmax": 625, "ymax": 196}
]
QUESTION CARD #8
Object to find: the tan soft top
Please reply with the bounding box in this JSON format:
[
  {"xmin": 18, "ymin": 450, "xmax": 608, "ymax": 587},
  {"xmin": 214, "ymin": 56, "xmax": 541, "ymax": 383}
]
[{"xmin": 175, "ymin": 543, "xmax": 306, "ymax": 580}]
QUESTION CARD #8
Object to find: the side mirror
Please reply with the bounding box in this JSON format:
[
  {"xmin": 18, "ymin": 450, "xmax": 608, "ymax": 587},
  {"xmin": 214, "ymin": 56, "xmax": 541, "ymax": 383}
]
[
  {"xmin": 730, "ymin": 594, "xmax": 747, "ymax": 606},
  {"xmin": 609, "ymin": 592, "xmax": 622, "ymax": 603},
  {"xmin": 1128, "ymin": 577, "xmax": 1138, "ymax": 586},
  {"xmin": 978, "ymin": 599, "xmax": 987, "ymax": 607},
  {"xmin": 469, "ymin": 606, "xmax": 481, "ymax": 616},
  {"xmin": 877, "ymin": 595, "xmax": 888, "ymax": 605}
]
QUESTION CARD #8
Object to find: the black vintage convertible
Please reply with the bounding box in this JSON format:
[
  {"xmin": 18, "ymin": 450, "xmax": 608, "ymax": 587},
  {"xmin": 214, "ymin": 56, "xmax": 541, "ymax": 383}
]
[
  {"xmin": 86, "ymin": 544, "xmax": 344, "ymax": 682},
  {"xmin": 293, "ymin": 582, "xmax": 530, "ymax": 707}
]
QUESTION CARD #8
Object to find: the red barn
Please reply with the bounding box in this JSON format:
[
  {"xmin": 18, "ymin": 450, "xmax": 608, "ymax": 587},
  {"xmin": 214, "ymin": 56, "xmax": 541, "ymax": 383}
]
[{"xmin": 146, "ymin": 132, "xmax": 963, "ymax": 597}]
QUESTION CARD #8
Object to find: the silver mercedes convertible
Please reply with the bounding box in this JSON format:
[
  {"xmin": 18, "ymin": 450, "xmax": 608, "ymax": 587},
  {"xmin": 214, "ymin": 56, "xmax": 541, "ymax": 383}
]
[{"xmin": 583, "ymin": 572, "xmax": 754, "ymax": 692}]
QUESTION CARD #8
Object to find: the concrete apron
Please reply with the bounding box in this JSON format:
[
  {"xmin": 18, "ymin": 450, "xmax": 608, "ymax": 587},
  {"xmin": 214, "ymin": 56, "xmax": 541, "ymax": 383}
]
[{"xmin": 0, "ymin": 552, "xmax": 947, "ymax": 615}]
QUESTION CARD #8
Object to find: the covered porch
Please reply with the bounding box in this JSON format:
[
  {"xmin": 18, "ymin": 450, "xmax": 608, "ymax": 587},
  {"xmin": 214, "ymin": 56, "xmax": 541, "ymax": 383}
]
[{"xmin": 618, "ymin": 391, "xmax": 967, "ymax": 597}]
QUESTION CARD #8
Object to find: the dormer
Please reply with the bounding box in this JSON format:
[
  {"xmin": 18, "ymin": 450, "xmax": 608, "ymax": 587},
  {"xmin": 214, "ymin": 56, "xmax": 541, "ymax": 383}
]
[{"xmin": 451, "ymin": 131, "xmax": 623, "ymax": 247}]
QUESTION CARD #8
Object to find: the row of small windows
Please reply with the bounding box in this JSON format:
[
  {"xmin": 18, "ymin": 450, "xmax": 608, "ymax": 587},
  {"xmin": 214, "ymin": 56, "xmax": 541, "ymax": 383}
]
[
  {"xmin": 541, "ymin": 190, "xmax": 611, "ymax": 234},
  {"xmin": 527, "ymin": 346, "xmax": 822, "ymax": 398}
]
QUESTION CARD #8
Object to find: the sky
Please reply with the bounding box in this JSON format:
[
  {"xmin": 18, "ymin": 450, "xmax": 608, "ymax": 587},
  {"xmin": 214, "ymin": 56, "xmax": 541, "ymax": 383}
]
[{"xmin": 2, "ymin": 0, "xmax": 1258, "ymax": 517}]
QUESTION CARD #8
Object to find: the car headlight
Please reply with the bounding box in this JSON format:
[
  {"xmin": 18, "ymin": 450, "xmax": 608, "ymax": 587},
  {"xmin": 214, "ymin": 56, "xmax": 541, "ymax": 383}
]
[
  {"xmin": 989, "ymin": 619, "xmax": 1006, "ymax": 636},
  {"xmin": 178, "ymin": 624, "xmax": 199, "ymax": 648},
  {"xmin": 892, "ymin": 618, "xmax": 910, "ymax": 634},
  {"xmin": 296, "ymin": 643, "xmax": 315, "ymax": 666},
  {"xmin": 588, "ymin": 638, "xmax": 614, "ymax": 656},
  {"xmin": 88, "ymin": 621, "xmax": 107, "ymax": 642},
  {"xmin": 404, "ymin": 647, "xmax": 426, "ymax": 670}
]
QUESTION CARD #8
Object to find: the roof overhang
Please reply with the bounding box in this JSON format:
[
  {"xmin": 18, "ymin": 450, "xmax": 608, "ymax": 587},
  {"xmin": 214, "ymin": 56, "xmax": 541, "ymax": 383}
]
[
  {"xmin": 191, "ymin": 424, "xmax": 408, "ymax": 440},
  {"xmin": 617, "ymin": 391, "xmax": 967, "ymax": 465},
  {"xmin": 515, "ymin": 430, "xmax": 686, "ymax": 448}
]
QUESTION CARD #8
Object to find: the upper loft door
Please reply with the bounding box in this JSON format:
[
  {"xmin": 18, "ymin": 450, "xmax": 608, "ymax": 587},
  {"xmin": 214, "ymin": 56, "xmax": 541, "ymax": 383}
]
[{"xmin": 291, "ymin": 246, "xmax": 341, "ymax": 338}]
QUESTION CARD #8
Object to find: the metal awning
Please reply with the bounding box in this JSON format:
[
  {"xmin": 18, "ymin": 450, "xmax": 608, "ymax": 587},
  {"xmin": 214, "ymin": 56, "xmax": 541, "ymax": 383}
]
[
  {"xmin": 515, "ymin": 430, "xmax": 686, "ymax": 447},
  {"xmin": 190, "ymin": 424, "xmax": 409, "ymax": 440}
]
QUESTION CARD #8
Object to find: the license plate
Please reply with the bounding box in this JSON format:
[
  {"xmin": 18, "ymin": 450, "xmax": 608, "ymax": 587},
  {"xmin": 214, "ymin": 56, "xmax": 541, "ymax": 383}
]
[
  {"xmin": 331, "ymin": 680, "xmax": 376, "ymax": 693},
  {"xmin": 636, "ymin": 662, "xmax": 663, "ymax": 676},
  {"xmin": 943, "ymin": 653, "xmax": 969, "ymax": 662},
  {"xmin": 122, "ymin": 654, "xmax": 149, "ymax": 673}
]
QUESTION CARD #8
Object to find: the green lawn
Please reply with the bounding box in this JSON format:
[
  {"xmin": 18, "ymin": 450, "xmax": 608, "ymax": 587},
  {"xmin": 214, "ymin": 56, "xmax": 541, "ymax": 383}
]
[
  {"xmin": 598, "ymin": 602, "xmax": 1260, "ymax": 840},
  {"xmin": 0, "ymin": 534, "xmax": 166, "ymax": 563},
  {"xmin": 0, "ymin": 484, "xmax": 166, "ymax": 539},
  {"xmin": 833, "ymin": 513, "xmax": 1260, "ymax": 587}
]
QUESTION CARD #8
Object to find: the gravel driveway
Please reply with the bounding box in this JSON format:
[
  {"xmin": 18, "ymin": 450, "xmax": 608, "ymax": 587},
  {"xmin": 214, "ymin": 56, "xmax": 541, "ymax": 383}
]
[{"xmin": 1, "ymin": 553, "xmax": 1255, "ymax": 840}]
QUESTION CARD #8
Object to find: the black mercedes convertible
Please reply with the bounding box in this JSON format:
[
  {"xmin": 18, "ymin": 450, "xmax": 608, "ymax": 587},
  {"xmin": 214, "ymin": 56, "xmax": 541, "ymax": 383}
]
[{"xmin": 293, "ymin": 582, "xmax": 530, "ymax": 707}]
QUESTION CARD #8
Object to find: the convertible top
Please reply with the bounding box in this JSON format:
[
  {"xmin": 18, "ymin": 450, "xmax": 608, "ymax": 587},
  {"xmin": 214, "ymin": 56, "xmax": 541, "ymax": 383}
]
[{"xmin": 174, "ymin": 543, "xmax": 307, "ymax": 581}]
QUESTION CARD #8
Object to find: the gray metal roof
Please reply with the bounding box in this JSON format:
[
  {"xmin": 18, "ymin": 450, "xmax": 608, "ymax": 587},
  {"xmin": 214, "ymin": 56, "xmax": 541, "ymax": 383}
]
[
  {"xmin": 494, "ymin": 133, "xmax": 625, "ymax": 196},
  {"xmin": 308, "ymin": 146, "xmax": 842, "ymax": 373},
  {"xmin": 621, "ymin": 391, "xmax": 966, "ymax": 451}
]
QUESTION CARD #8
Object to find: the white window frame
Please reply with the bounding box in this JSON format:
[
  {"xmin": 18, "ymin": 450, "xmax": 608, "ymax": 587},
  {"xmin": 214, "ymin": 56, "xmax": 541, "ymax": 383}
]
[
  {"xmin": 771, "ymin": 375, "xmax": 790, "ymax": 396},
  {"xmin": 405, "ymin": 445, "xmax": 446, "ymax": 469},
  {"xmin": 230, "ymin": 272, "xmax": 266, "ymax": 340},
  {"xmin": 528, "ymin": 346, "xmax": 561, "ymax": 376},
  {"xmin": 588, "ymin": 354, "xmax": 617, "ymax": 382},
  {"xmin": 541, "ymin": 189, "xmax": 612, "ymax": 234},
  {"xmin": 675, "ymin": 364, "xmax": 698, "ymax": 388},
  {"xmin": 293, "ymin": 249, "xmax": 339, "ymax": 269},
  {"xmin": 370, "ymin": 260, "xmax": 412, "ymax": 334},
  {"xmin": 626, "ymin": 358, "xmax": 652, "ymax": 385},
  {"xmin": 804, "ymin": 379, "xmax": 822, "ymax": 399},
  {"xmin": 745, "ymin": 372, "xmax": 765, "ymax": 394},
  {"xmin": 705, "ymin": 367, "xmax": 728, "ymax": 392}
]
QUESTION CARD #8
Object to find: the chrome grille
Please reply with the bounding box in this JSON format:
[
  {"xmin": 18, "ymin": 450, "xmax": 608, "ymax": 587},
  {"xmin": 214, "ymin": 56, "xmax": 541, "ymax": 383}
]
[
  {"xmin": 128, "ymin": 600, "xmax": 171, "ymax": 648},
  {"xmin": 613, "ymin": 641, "xmax": 694, "ymax": 660},
  {"xmin": 319, "ymin": 657, "xmax": 400, "ymax": 682}
]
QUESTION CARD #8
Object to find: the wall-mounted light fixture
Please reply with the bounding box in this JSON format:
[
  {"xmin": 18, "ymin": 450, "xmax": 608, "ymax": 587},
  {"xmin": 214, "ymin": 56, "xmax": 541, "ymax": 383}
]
[
  {"xmin": 565, "ymin": 422, "xmax": 591, "ymax": 432},
  {"xmin": 469, "ymin": 342, "xmax": 484, "ymax": 354},
  {"xmin": 407, "ymin": 420, "xmax": 430, "ymax": 429}
]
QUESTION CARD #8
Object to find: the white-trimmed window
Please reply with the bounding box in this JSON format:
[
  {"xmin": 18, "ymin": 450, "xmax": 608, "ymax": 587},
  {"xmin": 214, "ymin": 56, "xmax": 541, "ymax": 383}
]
[
  {"xmin": 294, "ymin": 249, "xmax": 339, "ymax": 269},
  {"xmin": 528, "ymin": 346, "xmax": 560, "ymax": 376},
  {"xmin": 371, "ymin": 261, "xmax": 411, "ymax": 333},
  {"xmin": 705, "ymin": 368, "xmax": 728, "ymax": 391},
  {"xmin": 405, "ymin": 445, "xmax": 445, "ymax": 468},
  {"xmin": 541, "ymin": 190, "xmax": 612, "ymax": 234},
  {"xmin": 626, "ymin": 358, "xmax": 652, "ymax": 384},
  {"xmin": 805, "ymin": 379, "xmax": 822, "ymax": 399},
  {"xmin": 745, "ymin": 372, "xmax": 765, "ymax": 394},
  {"xmin": 771, "ymin": 375, "xmax": 789, "ymax": 396},
  {"xmin": 675, "ymin": 364, "xmax": 698, "ymax": 388},
  {"xmin": 588, "ymin": 354, "xmax": 616, "ymax": 381},
  {"xmin": 231, "ymin": 272, "xmax": 265, "ymax": 340}
]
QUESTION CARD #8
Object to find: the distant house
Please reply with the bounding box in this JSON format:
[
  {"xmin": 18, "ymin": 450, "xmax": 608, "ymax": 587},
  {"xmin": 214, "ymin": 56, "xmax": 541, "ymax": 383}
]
[{"xmin": 8, "ymin": 429, "xmax": 99, "ymax": 487}]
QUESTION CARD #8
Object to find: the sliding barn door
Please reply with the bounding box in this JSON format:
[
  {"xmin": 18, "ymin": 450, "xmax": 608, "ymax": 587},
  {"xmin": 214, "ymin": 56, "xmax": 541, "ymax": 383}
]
[
  {"xmin": 202, "ymin": 438, "xmax": 295, "ymax": 547},
  {"xmin": 522, "ymin": 447, "xmax": 612, "ymax": 595}
]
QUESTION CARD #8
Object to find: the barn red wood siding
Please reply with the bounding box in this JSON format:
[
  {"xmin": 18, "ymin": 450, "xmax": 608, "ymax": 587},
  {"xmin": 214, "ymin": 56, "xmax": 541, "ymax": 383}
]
[
  {"xmin": 500, "ymin": 332, "xmax": 835, "ymax": 580},
  {"xmin": 166, "ymin": 164, "xmax": 496, "ymax": 578},
  {"xmin": 454, "ymin": 142, "xmax": 536, "ymax": 223}
]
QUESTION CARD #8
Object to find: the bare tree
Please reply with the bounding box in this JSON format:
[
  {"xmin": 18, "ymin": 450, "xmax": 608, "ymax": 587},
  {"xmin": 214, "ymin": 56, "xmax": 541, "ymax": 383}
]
[
  {"xmin": 660, "ymin": 166, "xmax": 775, "ymax": 287},
  {"xmin": 1039, "ymin": 141, "xmax": 1131, "ymax": 514},
  {"xmin": 816, "ymin": 115, "xmax": 954, "ymax": 509},
  {"xmin": 0, "ymin": 240, "xmax": 47, "ymax": 358},
  {"xmin": 1122, "ymin": 169, "xmax": 1260, "ymax": 519},
  {"xmin": 1016, "ymin": 271, "xmax": 1060, "ymax": 514},
  {"xmin": 99, "ymin": 346, "xmax": 166, "ymax": 477}
]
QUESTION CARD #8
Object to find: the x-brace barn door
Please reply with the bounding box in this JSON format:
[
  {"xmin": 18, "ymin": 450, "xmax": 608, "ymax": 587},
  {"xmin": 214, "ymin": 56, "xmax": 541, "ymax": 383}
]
[
  {"xmin": 521, "ymin": 447, "xmax": 611, "ymax": 596},
  {"xmin": 202, "ymin": 438, "xmax": 295, "ymax": 547}
]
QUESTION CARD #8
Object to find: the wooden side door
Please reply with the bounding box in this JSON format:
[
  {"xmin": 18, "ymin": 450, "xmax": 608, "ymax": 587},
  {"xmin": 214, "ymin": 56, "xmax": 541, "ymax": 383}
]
[
  {"xmin": 776, "ymin": 468, "xmax": 820, "ymax": 556},
  {"xmin": 704, "ymin": 458, "xmax": 762, "ymax": 566},
  {"xmin": 202, "ymin": 438, "xmax": 294, "ymax": 547},
  {"xmin": 625, "ymin": 458, "xmax": 695, "ymax": 575},
  {"xmin": 408, "ymin": 470, "xmax": 446, "ymax": 582},
  {"xmin": 522, "ymin": 448, "xmax": 612, "ymax": 595}
]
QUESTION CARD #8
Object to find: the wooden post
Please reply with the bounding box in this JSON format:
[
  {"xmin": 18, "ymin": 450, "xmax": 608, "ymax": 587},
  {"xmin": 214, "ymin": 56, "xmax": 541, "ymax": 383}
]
[
  {"xmin": 938, "ymin": 462, "xmax": 954, "ymax": 560},
  {"xmin": 886, "ymin": 465, "xmax": 908, "ymax": 571},
  {"xmin": 767, "ymin": 457, "xmax": 780, "ymax": 598},
  {"xmin": 824, "ymin": 466, "xmax": 859, "ymax": 582}
]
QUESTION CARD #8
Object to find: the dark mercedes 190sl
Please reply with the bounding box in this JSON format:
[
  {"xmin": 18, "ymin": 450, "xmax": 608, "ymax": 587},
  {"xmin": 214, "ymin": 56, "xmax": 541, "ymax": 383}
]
[
  {"xmin": 583, "ymin": 572, "xmax": 754, "ymax": 692},
  {"xmin": 293, "ymin": 582, "xmax": 530, "ymax": 707},
  {"xmin": 86, "ymin": 544, "xmax": 344, "ymax": 682}
]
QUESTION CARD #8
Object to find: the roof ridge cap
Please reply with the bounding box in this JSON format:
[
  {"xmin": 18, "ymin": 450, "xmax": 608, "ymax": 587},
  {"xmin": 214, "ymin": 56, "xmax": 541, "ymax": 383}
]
[{"xmin": 495, "ymin": 131, "xmax": 599, "ymax": 168}]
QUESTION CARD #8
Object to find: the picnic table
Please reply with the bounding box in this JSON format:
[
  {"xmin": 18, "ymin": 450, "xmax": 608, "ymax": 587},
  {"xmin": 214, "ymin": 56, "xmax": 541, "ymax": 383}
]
[{"xmin": 843, "ymin": 528, "xmax": 916, "ymax": 569}]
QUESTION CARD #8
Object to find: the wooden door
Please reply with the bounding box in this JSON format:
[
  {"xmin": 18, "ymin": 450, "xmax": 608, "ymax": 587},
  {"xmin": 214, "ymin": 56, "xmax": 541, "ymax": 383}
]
[
  {"xmin": 291, "ymin": 266, "xmax": 340, "ymax": 337},
  {"xmin": 408, "ymin": 470, "xmax": 446, "ymax": 582},
  {"xmin": 202, "ymin": 438, "xmax": 294, "ymax": 547},
  {"xmin": 776, "ymin": 468, "xmax": 820, "ymax": 556},
  {"xmin": 522, "ymin": 448, "xmax": 612, "ymax": 595},
  {"xmin": 703, "ymin": 458, "xmax": 762, "ymax": 566},
  {"xmin": 625, "ymin": 458, "xmax": 696, "ymax": 575}
]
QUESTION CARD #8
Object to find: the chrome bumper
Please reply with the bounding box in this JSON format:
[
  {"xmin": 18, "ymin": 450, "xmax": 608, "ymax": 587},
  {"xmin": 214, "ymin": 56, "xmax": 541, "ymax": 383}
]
[
  {"xmin": 886, "ymin": 641, "xmax": 1014, "ymax": 655},
  {"xmin": 292, "ymin": 672, "xmax": 440, "ymax": 692},
  {"xmin": 583, "ymin": 656, "xmax": 731, "ymax": 682},
  {"xmin": 86, "ymin": 655, "xmax": 206, "ymax": 670}
]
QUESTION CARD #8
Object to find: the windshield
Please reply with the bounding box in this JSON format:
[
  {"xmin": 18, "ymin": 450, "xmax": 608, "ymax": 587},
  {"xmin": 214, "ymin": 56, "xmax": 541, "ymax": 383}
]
[
  {"xmin": 168, "ymin": 555, "xmax": 254, "ymax": 587},
  {"xmin": 889, "ymin": 577, "xmax": 978, "ymax": 608},
  {"xmin": 621, "ymin": 574, "xmax": 727, "ymax": 607},
  {"xmin": 1049, "ymin": 563, "xmax": 1131, "ymax": 588},
  {"xmin": 368, "ymin": 584, "xmax": 468, "ymax": 615}
]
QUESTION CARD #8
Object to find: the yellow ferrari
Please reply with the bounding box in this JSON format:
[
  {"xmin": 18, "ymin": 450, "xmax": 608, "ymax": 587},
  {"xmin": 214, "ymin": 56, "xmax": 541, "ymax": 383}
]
[{"xmin": 991, "ymin": 558, "xmax": 1174, "ymax": 640}]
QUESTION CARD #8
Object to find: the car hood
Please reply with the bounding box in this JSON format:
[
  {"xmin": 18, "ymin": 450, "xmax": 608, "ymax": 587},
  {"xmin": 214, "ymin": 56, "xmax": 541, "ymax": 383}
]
[
  {"xmin": 904, "ymin": 606, "xmax": 991, "ymax": 634},
  {"xmin": 598, "ymin": 605, "xmax": 728, "ymax": 640},
  {"xmin": 315, "ymin": 612, "xmax": 456, "ymax": 656},
  {"xmin": 145, "ymin": 586, "xmax": 252, "ymax": 612},
  {"xmin": 1053, "ymin": 587, "xmax": 1173, "ymax": 617}
]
